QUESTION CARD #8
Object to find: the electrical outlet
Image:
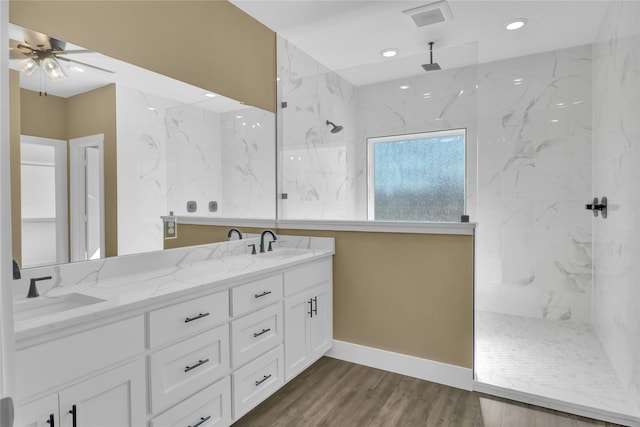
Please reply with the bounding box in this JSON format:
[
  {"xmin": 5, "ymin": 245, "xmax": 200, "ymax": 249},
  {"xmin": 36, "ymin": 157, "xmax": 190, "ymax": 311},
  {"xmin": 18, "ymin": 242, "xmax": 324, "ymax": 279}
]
[
  {"xmin": 164, "ymin": 218, "xmax": 177, "ymax": 239},
  {"xmin": 209, "ymin": 201, "xmax": 218, "ymax": 212},
  {"xmin": 186, "ymin": 201, "xmax": 197, "ymax": 212}
]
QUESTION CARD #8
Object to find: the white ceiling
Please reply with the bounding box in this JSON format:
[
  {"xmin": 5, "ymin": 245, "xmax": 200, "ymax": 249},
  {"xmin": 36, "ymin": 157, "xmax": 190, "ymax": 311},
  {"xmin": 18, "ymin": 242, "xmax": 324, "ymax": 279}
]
[{"xmin": 229, "ymin": 0, "xmax": 610, "ymax": 86}]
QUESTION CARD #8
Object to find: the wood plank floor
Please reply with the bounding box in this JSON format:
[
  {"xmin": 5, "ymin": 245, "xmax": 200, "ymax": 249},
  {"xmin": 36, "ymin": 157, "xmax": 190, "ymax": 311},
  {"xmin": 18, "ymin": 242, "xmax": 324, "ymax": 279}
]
[{"xmin": 232, "ymin": 357, "xmax": 623, "ymax": 427}]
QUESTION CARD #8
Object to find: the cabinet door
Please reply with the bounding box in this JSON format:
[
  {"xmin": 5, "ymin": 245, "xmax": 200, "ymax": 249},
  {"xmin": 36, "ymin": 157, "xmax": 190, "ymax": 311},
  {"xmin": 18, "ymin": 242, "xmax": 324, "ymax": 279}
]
[
  {"xmin": 309, "ymin": 283, "xmax": 332, "ymax": 359},
  {"xmin": 59, "ymin": 359, "xmax": 145, "ymax": 427},
  {"xmin": 284, "ymin": 293, "xmax": 312, "ymax": 381},
  {"xmin": 15, "ymin": 394, "xmax": 58, "ymax": 427}
]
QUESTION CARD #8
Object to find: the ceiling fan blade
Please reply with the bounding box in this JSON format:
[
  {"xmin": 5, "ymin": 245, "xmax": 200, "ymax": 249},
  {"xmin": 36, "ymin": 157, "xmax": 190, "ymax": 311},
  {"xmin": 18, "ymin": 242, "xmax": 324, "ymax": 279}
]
[
  {"xmin": 23, "ymin": 28, "xmax": 51, "ymax": 50},
  {"xmin": 59, "ymin": 49, "xmax": 93, "ymax": 55},
  {"xmin": 55, "ymin": 56, "xmax": 115, "ymax": 74}
]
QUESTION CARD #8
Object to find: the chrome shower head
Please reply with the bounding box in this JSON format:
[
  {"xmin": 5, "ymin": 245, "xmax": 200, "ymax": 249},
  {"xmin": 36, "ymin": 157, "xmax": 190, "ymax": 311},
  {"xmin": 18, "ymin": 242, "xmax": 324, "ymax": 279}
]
[
  {"xmin": 422, "ymin": 41, "xmax": 441, "ymax": 72},
  {"xmin": 326, "ymin": 120, "xmax": 344, "ymax": 134}
]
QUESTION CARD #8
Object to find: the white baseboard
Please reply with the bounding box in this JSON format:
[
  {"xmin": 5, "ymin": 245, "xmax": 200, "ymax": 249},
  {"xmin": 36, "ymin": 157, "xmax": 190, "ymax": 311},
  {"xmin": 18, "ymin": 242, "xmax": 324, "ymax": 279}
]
[
  {"xmin": 326, "ymin": 340, "xmax": 473, "ymax": 391},
  {"xmin": 474, "ymin": 381, "xmax": 640, "ymax": 427}
]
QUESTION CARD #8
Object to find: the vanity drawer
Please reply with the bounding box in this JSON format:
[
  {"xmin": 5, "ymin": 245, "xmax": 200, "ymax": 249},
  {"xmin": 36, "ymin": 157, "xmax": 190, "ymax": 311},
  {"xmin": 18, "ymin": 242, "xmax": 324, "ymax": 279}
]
[
  {"xmin": 150, "ymin": 376, "xmax": 231, "ymax": 427},
  {"xmin": 231, "ymin": 303, "xmax": 282, "ymax": 368},
  {"xmin": 231, "ymin": 274, "xmax": 283, "ymax": 317},
  {"xmin": 148, "ymin": 291, "xmax": 229, "ymax": 348},
  {"xmin": 16, "ymin": 315, "xmax": 144, "ymax": 401},
  {"xmin": 284, "ymin": 258, "xmax": 332, "ymax": 296},
  {"xmin": 149, "ymin": 324, "xmax": 230, "ymax": 413},
  {"xmin": 232, "ymin": 345, "xmax": 284, "ymax": 420}
]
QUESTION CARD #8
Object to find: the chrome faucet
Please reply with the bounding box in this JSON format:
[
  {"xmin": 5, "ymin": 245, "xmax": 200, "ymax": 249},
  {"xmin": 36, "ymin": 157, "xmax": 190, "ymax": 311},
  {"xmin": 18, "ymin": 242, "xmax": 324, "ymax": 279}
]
[
  {"xmin": 227, "ymin": 228, "xmax": 243, "ymax": 240},
  {"xmin": 259, "ymin": 230, "xmax": 277, "ymax": 253},
  {"xmin": 27, "ymin": 276, "xmax": 52, "ymax": 298}
]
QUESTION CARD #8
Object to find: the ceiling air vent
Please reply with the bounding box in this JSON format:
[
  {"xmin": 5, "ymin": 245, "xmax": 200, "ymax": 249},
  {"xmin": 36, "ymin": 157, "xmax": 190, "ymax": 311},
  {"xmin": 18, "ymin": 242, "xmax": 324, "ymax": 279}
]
[{"xmin": 403, "ymin": 1, "xmax": 453, "ymax": 27}]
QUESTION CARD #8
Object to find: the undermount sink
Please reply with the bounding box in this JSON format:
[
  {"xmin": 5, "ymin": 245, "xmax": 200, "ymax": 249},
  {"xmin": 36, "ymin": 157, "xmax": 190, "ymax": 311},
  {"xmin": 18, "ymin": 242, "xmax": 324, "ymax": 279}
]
[
  {"xmin": 258, "ymin": 248, "xmax": 309, "ymax": 258},
  {"xmin": 14, "ymin": 293, "xmax": 106, "ymax": 323}
]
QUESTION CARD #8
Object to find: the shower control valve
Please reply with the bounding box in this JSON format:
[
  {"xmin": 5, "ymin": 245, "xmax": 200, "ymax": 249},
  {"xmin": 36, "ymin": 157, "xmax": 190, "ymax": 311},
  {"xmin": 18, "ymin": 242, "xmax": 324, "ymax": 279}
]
[{"xmin": 585, "ymin": 196, "xmax": 607, "ymax": 218}]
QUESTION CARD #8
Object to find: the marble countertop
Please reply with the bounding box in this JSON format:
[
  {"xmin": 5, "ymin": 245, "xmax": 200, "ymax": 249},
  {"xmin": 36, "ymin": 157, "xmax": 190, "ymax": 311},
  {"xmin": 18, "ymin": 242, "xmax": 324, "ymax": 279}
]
[{"xmin": 14, "ymin": 242, "xmax": 334, "ymax": 342}]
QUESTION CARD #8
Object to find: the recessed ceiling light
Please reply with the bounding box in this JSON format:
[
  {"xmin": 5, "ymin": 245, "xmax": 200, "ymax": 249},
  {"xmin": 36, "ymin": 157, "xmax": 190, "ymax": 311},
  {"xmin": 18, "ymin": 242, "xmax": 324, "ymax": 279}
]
[
  {"xmin": 399, "ymin": 85, "xmax": 410, "ymax": 90},
  {"xmin": 204, "ymin": 92, "xmax": 216, "ymax": 98},
  {"xmin": 147, "ymin": 107, "xmax": 156, "ymax": 111},
  {"xmin": 505, "ymin": 18, "xmax": 527, "ymax": 30},
  {"xmin": 381, "ymin": 48, "xmax": 398, "ymax": 58},
  {"xmin": 423, "ymin": 92, "xmax": 432, "ymax": 98},
  {"xmin": 236, "ymin": 115, "xmax": 244, "ymax": 119},
  {"xmin": 550, "ymin": 119, "xmax": 559, "ymax": 123}
]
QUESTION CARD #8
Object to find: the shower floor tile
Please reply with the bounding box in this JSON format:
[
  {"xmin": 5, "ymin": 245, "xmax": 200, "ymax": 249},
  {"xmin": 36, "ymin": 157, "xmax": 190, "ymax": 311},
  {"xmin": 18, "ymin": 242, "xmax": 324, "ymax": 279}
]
[{"xmin": 475, "ymin": 311, "xmax": 639, "ymax": 418}]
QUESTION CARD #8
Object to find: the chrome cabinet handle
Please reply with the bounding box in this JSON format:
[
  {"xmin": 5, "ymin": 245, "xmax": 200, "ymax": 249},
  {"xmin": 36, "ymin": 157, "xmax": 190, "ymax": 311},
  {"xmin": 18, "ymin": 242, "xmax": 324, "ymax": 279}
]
[
  {"xmin": 188, "ymin": 415, "xmax": 211, "ymax": 427},
  {"xmin": 184, "ymin": 312, "xmax": 210, "ymax": 323},
  {"xmin": 253, "ymin": 328, "xmax": 271, "ymax": 338},
  {"xmin": 255, "ymin": 374, "xmax": 271, "ymax": 386},
  {"xmin": 185, "ymin": 358, "xmax": 210, "ymax": 373},
  {"xmin": 254, "ymin": 291, "xmax": 272, "ymax": 299}
]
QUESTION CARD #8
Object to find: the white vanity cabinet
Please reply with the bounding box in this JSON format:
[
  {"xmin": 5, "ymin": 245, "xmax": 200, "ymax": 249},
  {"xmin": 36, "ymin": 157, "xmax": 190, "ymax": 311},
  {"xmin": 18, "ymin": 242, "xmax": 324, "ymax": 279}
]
[
  {"xmin": 284, "ymin": 259, "xmax": 333, "ymax": 381},
  {"xmin": 15, "ymin": 251, "xmax": 334, "ymax": 427},
  {"xmin": 14, "ymin": 315, "xmax": 146, "ymax": 427},
  {"xmin": 15, "ymin": 357, "xmax": 146, "ymax": 427}
]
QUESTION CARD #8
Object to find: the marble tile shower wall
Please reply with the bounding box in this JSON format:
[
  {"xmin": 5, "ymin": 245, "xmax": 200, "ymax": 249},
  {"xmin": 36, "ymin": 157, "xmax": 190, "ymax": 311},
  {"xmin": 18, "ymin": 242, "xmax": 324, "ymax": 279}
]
[
  {"xmin": 592, "ymin": 0, "xmax": 640, "ymax": 411},
  {"xmin": 278, "ymin": 37, "xmax": 359, "ymax": 219},
  {"xmin": 116, "ymin": 86, "xmax": 178, "ymax": 255},
  {"xmin": 117, "ymin": 87, "xmax": 275, "ymax": 255},
  {"xmin": 220, "ymin": 108, "xmax": 276, "ymax": 218},
  {"xmin": 475, "ymin": 46, "xmax": 593, "ymax": 323},
  {"xmin": 166, "ymin": 103, "xmax": 222, "ymax": 217}
]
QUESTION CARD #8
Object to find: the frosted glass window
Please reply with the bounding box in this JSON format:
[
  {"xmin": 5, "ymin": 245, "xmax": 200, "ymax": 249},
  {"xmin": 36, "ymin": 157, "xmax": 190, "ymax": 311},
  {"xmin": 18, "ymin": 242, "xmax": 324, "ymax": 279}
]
[{"xmin": 368, "ymin": 129, "xmax": 466, "ymax": 221}]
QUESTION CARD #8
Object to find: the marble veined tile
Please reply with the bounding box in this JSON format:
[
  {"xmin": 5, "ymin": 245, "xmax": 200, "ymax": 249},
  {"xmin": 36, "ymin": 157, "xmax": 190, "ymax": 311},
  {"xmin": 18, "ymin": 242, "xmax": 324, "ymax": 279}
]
[{"xmin": 476, "ymin": 311, "xmax": 639, "ymax": 418}]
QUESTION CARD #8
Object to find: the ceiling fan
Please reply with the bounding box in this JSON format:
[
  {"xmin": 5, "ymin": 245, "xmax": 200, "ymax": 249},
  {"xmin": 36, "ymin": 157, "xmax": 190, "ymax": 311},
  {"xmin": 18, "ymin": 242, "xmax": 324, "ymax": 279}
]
[{"xmin": 9, "ymin": 28, "xmax": 114, "ymax": 84}]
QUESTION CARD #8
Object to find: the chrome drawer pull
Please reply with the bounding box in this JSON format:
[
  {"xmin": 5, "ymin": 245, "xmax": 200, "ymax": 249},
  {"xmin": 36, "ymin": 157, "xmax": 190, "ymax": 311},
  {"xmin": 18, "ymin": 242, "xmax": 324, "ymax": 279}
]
[
  {"xmin": 184, "ymin": 358, "xmax": 210, "ymax": 373},
  {"xmin": 254, "ymin": 291, "xmax": 272, "ymax": 299},
  {"xmin": 188, "ymin": 415, "xmax": 211, "ymax": 427},
  {"xmin": 253, "ymin": 328, "xmax": 271, "ymax": 338},
  {"xmin": 184, "ymin": 312, "xmax": 210, "ymax": 323},
  {"xmin": 255, "ymin": 374, "xmax": 271, "ymax": 386}
]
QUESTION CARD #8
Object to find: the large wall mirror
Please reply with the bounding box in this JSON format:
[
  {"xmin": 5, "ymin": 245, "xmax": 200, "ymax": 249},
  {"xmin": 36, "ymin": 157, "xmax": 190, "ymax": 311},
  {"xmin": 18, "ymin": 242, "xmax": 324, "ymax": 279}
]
[{"xmin": 9, "ymin": 23, "xmax": 276, "ymax": 269}]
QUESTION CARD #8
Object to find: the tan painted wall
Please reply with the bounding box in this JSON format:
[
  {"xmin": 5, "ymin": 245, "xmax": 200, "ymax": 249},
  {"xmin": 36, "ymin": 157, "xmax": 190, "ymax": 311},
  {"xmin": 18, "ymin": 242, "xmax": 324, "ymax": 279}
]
[
  {"xmin": 19, "ymin": 89, "xmax": 67, "ymax": 140},
  {"xmin": 66, "ymin": 84, "xmax": 118, "ymax": 257},
  {"xmin": 10, "ymin": 70, "xmax": 21, "ymax": 267},
  {"xmin": 9, "ymin": 0, "xmax": 276, "ymax": 112},
  {"xmin": 165, "ymin": 224, "xmax": 474, "ymax": 368}
]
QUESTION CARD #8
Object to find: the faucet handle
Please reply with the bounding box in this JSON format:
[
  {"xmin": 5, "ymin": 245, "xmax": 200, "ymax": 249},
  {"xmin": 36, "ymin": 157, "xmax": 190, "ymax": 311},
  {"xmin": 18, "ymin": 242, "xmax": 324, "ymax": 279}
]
[
  {"xmin": 248, "ymin": 243, "xmax": 257, "ymax": 255},
  {"xmin": 27, "ymin": 276, "xmax": 52, "ymax": 298},
  {"xmin": 267, "ymin": 240, "xmax": 276, "ymax": 252}
]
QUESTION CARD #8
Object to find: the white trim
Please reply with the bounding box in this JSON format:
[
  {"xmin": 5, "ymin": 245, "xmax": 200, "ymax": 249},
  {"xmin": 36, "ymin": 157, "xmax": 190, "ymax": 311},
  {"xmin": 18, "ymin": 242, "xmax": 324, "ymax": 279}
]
[
  {"xmin": 0, "ymin": 0, "xmax": 16, "ymax": 400},
  {"xmin": 69, "ymin": 135, "xmax": 105, "ymax": 262},
  {"xmin": 174, "ymin": 216, "xmax": 277, "ymax": 229},
  {"xmin": 277, "ymin": 219, "xmax": 476, "ymax": 235},
  {"xmin": 174, "ymin": 217, "xmax": 476, "ymax": 235},
  {"xmin": 474, "ymin": 381, "xmax": 640, "ymax": 427},
  {"xmin": 326, "ymin": 340, "xmax": 473, "ymax": 391}
]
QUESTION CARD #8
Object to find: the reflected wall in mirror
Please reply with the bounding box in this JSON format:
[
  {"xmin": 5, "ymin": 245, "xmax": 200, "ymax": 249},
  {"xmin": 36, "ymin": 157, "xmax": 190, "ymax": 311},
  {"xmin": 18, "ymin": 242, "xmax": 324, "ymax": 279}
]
[{"xmin": 9, "ymin": 23, "xmax": 276, "ymax": 268}]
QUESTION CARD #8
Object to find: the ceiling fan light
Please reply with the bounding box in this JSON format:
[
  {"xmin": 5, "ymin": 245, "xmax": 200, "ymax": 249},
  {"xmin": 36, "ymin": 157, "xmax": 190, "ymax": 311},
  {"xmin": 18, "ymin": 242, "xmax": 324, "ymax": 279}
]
[
  {"xmin": 19, "ymin": 58, "xmax": 38, "ymax": 76},
  {"xmin": 42, "ymin": 57, "xmax": 66, "ymax": 81}
]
